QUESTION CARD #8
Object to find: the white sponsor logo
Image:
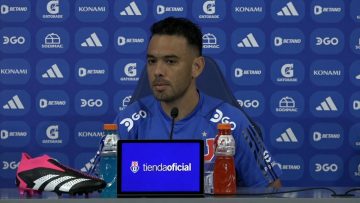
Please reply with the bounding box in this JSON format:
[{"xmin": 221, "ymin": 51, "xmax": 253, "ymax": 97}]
[
  {"xmin": 277, "ymin": 63, "xmax": 298, "ymax": 82},
  {"xmin": 202, "ymin": 33, "xmax": 219, "ymax": 49},
  {"xmin": 81, "ymin": 33, "xmax": 102, "ymax": 47},
  {"xmin": 1, "ymin": 5, "xmax": 28, "ymax": 14},
  {"xmin": 0, "ymin": 68, "xmax": 28, "ymax": 75},
  {"xmin": 47, "ymin": 0, "xmax": 59, "ymax": 14},
  {"xmin": 78, "ymin": 67, "xmax": 105, "ymax": 77},
  {"xmin": 156, "ymin": 5, "xmax": 183, "ymax": 15},
  {"xmin": 313, "ymin": 69, "xmax": 341, "ymax": 76},
  {"xmin": 78, "ymin": 6, "xmax": 106, "ymax": 13},
  {"xmin": 42, "ymin": 33, "xmax": 63, "ymax": 49},
  {"xmin": 316, "ymin": 97, "xmax": 338, "ymax": 111},
  {"xmin": 237, "ymin": 100, "xmax": 259, "ymax": 108},
  {"xmin": 2, "ymin": 161, "xmax": 19, "ymax": 170},
  {"xmin": 234, "ymin": 68, "xmax": 262, "ymax": 78},
  {"xmin": 210, "ymin": 109, "xmax": 236, "ymax": 130},
  {"xmin": 277, "ymin": 1, "xmax": 299, "ymax": 16},
  {"xmin": 354, "ymin": 164, "xmax": 360, "ymax": 177},
  {"xmin": 354, "ymin": 100, "xmax": 360, "ymax": 110},
  {"xmin": 315, "ymin": 163, "xmax": 338, "ymax": 172},
  {"xmin": 281, "ymin": 164, "xmax": 301, "ymax": 170},
  {"xmin": 314, "ymin": 5, "xmax": 341, "ymax": 16},
  {"xmin": 274, "ymin": 37, "xmax": 302, "ymax": 47},
  {"xmin": 78, "ymin": 131, "xmax": 104, "ymax": 137},
  {"xmin": 46, "ymin": 125, "xmax": 59, "ymax": 140},
  {"xmin": 276, "ymin": 96, "xmax": 298, "ymax": 112},
  {"xmin": 42, "ymin": 64, "xmax": 64, "ymax": 78},
  {"xmin": 356, "ymin": 74, "xmax": 360, "ymax": 80},
  {"xmin": 2, "ymin": 36, "xmax": 25, "ymax": 45},
  {"xmin": 120, "ymin": 110, "xmax": 147, "ymax": 132},
  {"xmin": 120, "ymin": 63, "xmax": 139, "ymax": 82},
  {"xmin": 0, "ymin": 130, "xmax": 27, "ymax": 140},
  {"xmin": 119, "ymin": 96, "xmax": 131, "ymax": 111},
  {"xmin": 117, "ymin": 36, "xmax": 144, "ymax": 46},
  {"xmin": 199, "ymin": 0, "xmax": 219, "ymax": 19},
  {"xmin": 237, "ymin": 33, "xmax": 259, "ymax": 48},
  {"xmin": 276, "ymin": 128, "xmax": 298, "ymax": 142},
  {"xmin": 39, "ymin": 99, "xmax": 66, "ymax": 108},
  {"xmin": 316, "ymin": 37, "xmax": 339, "ymax": 46},
  {"xmin": 3, "ymin": 95, "xmax": 24, "ymax": 110},
  {"xmin": 234, "ymin": 6, "xmax": 262, "ymax": 13},
  {"xmin": 313, "ymin": 131, "xmax": 340, "ymax": 142},
  {"xmin": 355, "ymin": 38, "xmax": 360, "ymax": 50},
  {"xmin": 80, "ymin": 99, "xmax": 103, "ymax": 107},
  {"xmin": 120, "ymin": 1, "xmax": 142, "ymax": 16}
]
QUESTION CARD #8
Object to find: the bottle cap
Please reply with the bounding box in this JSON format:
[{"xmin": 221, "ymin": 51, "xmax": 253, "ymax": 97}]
[
  {"xmin": 217, "ymin": 123, "xmax": 231, "ymax": 130},
  {"xmin": 103, "ymin": 124, "xmax": 118, "ymax": 131}
]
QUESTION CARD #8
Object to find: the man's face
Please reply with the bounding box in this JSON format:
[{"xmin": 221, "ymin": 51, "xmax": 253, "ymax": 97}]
[{"xmin": 146, "ymin": 34, "xmax": 197, "ymax": 102}]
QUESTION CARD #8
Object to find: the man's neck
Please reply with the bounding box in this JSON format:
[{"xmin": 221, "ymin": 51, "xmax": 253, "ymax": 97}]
[{"xmin": 161, "ymin": 89, "xmax": 200, "ymax": 121}]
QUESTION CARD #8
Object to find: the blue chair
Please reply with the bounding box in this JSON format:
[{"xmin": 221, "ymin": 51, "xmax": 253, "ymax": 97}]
[{"xmin": 129, "ymin": 56, "xmax": 263, "ymax": 139}]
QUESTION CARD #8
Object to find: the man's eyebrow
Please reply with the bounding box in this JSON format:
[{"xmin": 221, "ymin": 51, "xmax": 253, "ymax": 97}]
[{"xmin": 146, "ymin": 54, "xmax": 180, "ymax": 59}]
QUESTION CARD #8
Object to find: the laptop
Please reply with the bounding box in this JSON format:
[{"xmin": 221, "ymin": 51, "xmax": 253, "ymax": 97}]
[{"xmin": 117, "ymin": 140, "xmax": 204, "ymax": 197}]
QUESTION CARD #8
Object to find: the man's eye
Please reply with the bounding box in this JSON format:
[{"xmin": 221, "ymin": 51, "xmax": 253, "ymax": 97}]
[
  {"xmin": 166, "ymin": 60, "xmax": 176, "ymax": 64},
  {"xmin": 147, "ymin": 59, "xmax": 155, "ymax": 65}
]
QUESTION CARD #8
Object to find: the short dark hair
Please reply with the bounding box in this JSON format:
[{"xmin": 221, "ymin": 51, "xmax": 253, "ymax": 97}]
[{"xmin": 150, "ymin": 17, "xmax": 203, "ymax": 56}]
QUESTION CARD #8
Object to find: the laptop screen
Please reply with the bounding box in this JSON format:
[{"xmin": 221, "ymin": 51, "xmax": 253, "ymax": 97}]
[{"xmin": 117, "ymin": 140, "xmax": 204, "ymax": 196}]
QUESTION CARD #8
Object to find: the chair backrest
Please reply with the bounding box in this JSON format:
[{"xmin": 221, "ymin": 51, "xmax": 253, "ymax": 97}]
[{"xmin": 129, "ymin": 56, "xmax": 263, "ymax": 138}]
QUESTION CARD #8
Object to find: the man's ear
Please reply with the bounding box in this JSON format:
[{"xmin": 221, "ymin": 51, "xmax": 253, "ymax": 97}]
[{"xmin": 192, "ymin": 56, "xmax": 205, "ymax": 78}]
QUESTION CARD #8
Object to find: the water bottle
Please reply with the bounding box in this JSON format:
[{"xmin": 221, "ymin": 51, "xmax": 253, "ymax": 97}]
[
  {"xmin": 99, "ymin": 124, "xmax": 119, "ymax": 198},
  {"xmin": 213, "ymin": 123, "xmax": 236, "ymax": 194}
]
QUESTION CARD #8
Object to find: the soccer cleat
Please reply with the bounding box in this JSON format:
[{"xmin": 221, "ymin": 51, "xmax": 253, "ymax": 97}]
[{"xmin": 16, "ymin": 153, "xmax": 106, "ymax": 196}]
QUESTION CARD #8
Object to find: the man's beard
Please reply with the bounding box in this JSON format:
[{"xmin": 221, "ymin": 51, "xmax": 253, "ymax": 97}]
[{"xmin": 151, "ymin": 79, "xmax": 191, "ymax": 103}]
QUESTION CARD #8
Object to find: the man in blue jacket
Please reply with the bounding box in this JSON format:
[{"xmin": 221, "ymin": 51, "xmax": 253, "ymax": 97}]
[{"xmin": 114, "ymin": 17, "xmax": 282, "ymax": 188}]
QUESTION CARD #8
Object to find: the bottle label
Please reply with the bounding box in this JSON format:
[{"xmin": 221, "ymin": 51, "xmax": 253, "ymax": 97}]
[
  {"xmin": 215, "ymin": 135, "xmax": 235, "ymax": 156},
  {"xmin": 102, "ymin": 133, "xmax": 118, "ymax": 152}
]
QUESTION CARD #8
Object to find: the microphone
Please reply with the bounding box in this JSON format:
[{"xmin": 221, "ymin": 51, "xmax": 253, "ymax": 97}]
[{"xmin": 169, "ymin": 107, "xmax": 179, "ymax": 140}]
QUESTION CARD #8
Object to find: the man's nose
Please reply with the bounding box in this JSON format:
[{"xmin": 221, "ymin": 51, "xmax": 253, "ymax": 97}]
[{"xmin": 153, "ymin": 61, "xmax": 165, "ymax": 76}]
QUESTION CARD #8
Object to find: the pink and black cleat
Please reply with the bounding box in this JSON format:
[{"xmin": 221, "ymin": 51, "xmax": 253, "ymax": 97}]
[{"xmin": 16, "ymin": 153, "xmax": 106, "ymax": 196}]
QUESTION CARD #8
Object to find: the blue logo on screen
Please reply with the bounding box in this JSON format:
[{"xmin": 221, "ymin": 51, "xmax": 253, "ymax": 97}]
[
  {"xmin": 271, "ymin": 59, "xmax": 304, "ymax": 86},
  {"xmin": 0, "ymin": 27, "xmax": 30, "ymax": 53},
  {"xmin": 234, "ymin": 91, "xmax": 265, "ymax": 117},
  {"xmin": 350, "ymin": 92, "xmax": 360, "ymax": 118},
  {"xmin": 271, "ymin": 0, "xmax": 305, "ymax": 23},
  {"xmin": 311, "ymin": 0, "xmax": 344, "ymax": 23},
  {"xmin": 36, "ymin": 27, "xmax": 69, "ymax": 54},
  {"xmin": 114, "ymin": 28, "xmax": 147, "ymax": 54},
  {"xmin": 75, "ymin": 28, "xmax": 108, "ymax": 53},
  {"xmin": 0, "ymin": 90, "xmax": 30, "ymax": 116},
  {"xmin": 350, "ymin": 29, "xmax": 360, "ymax": 55},
  {"xmin": 310, "ymin": 28, "xmax": 344, "ymax": 55},
  {"xmin": 153, "ymin": 0, "xmax": 187, "ymax": 19},
  {"xmin": 75, "ymin": 90, "xmax": 108, "ymax": 116},
  {"xmin": 350, "ymin": 60, "xmax": 360, "ymax": 86},
  {"xmin": 0, "ymin": 152, "xmax": 21, "ymax": 180},
  {"xmin": 36, "ymin": 0, "xmax": 69, "ymax": 22},
  {"xmin": 36, "ymin": 90, "xmax": 69, "ymax": 116},
  {"xmin": 309, "ymin": 155, "xmax": 343, "ymax": 181},
  {"xmin": 349, "ymin": 123, "xmax": 360, "ymax": 150},
  {"xmin": 120, "ymin": 143, "xmax": 200, "ymax": 192},
  {"xmin": 349, "ymin": 156, "xmax": 360, "ymax": 182},
  {"xmin": 350, "ymin": 0, "xmax": 360, "ymax": 23},
  {"xmin": 0, "ymin": 58, "xmax": 30, "ymax": 85},
  {"xmin": 274, "ymin": 154, "xmax": 304, "ymax": 180},
  {"xmin": 114, "ymin": 0, "xmax": 147, "ymax": 22},
  {"xmin": 270, "ymin": 91, "xmax": 304, "ymax": 118},
  {"xmin": 36, "ymin": 59, "xmax": 69, "ymax": 85},
  {"xmin": 36, "ymin": 121, "xmax": 69, "ymax": 148},
  {"xmin": 202, "ymin": 27, "xmax": 226, "ymax": 54},
  {"xmin": 114, "ymin": 90, "xmax": 134, "ymax": 113},
  {"xmin": 231, "ymin": 0, "xmax": 265, "ymax": 23},
  {"xmin": 310, "ymin": 123, "xmax": 343, "ymax": 149},
  {"xmin": 74, "ymin": 121, "xmax": 104, "ymax": 149},
  {"xmin": 0, "ymin": 0, "xmax": 31, "ymax": 22},
  {"xmin": 231, "ymin": 59, "xmax": 265, "ymax": 86},
  {"xmin": 192, "ymin": 0, "xmax": 226, "ymax": 23},
  {"xmin": 310, "ymin": 91, "xmax": 344, "ymax": 118},
  {"xmin": 114, "ymin": 59, "xmax": 145, "ymax": 85},
  {"xmin": 310, "ymin": 60, "xmax": 344, "ymax": 86},
  {"xmin": 270, "ymin": 122, "xmax": 304, "ymax": 149},
  {"xmin": 75, "ymin": 0, "xmax": 109, "ymax": 22},
  {"xmin": 271, "ymin": 28, "xmax": 304, "ymax": 54},
  {"xmin": 75, "ymin": 59, "xmax": 108, "ymax": 85},
  {"xmin": 0, "ymin": 121, "xmax": 30, "ymax": 148},
  {"xmin": 231, "ymin": 28, "xmax": 265, "ymax": 54}
]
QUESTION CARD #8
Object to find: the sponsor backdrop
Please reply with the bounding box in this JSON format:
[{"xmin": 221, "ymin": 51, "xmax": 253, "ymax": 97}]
[{"xmin": 1, "ymin": 0, "xmax": 360, "ymax": 188}]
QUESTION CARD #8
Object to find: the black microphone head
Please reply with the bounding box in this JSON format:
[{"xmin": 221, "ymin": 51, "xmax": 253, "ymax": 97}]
[{"xmin": 170, "ymin": 107, "xmax": 179, "ymax": 119}]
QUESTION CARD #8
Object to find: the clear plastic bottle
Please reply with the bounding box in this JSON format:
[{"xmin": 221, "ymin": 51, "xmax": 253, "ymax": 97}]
[
  {"xmin": 99, "ymin": 124, "xmax": 119, "ymax": 198},
  {"xmin": 213, "ymin": 123, "xmax": 236, "ymax": 194}
]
